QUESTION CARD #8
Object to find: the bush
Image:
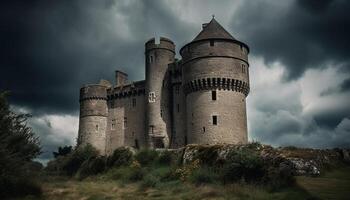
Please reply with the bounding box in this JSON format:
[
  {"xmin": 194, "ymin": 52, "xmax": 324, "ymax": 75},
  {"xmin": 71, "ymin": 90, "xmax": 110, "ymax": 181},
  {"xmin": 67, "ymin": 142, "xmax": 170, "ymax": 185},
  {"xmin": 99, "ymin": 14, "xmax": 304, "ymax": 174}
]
[
  {"xmin": 141, "ymin": 174, "xmax": 160, "ymax": 188},
  {"xmin": 0, "ymin": 176, "xmax": 42, "ymax": 198},
  {"xmin": 135, "ymin": 149, "xmax": 159, "ymax": 166},
  {"xmin": 62, "ymin": 144, "xmax": 99, "ymax": 176},
  {"xmin": 107, "ymin": 147, "xmax": 133, "ymax": 168},
  {"xmin": 221, "ymin": 148, "xmax": 265, "ymax": 183},
  {"xmin": 189, "ymin": 167, "xmax": 218, "ymax": 185},
  {"xmin": 157, "ymin": 150, "xmax": 173, "ymax": 165},
  {"xmin": 264, "ymin": 164, "xmax": 295, "ymax": 189},
  {"xmin": 77, "ymin": 156, "xmax": 106, "ymax": 180}
]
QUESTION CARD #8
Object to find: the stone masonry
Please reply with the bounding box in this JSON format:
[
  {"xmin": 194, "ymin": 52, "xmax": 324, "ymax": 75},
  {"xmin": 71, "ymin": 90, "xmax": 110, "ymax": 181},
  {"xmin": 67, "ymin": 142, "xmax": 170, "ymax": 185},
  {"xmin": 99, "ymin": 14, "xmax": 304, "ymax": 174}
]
[{"xmin": 77, "ymin": 18, "xmax": 250, "ymax": 154}]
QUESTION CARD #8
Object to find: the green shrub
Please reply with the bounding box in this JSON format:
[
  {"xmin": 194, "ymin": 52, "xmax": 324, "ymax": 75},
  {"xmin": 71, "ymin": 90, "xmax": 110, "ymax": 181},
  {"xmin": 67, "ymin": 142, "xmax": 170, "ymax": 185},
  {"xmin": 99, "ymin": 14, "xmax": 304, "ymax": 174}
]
[
  {"xmin": 107, "ymin": 147, "xmax": 133, "ymax": 168},
  {"xmin": 141, "ymin": 174, "xmax": 160, "ymax": 188},
  {"xmin": 135, "ymin": 149, "xmax": 159, "ymax": 166},
  {"xmin": 0, "ymin": 176, "xmax": 42, "ymax": 198},
  {"xmin": 196, "ymin": 146, "xmax": 220, "ymax": 166},
  {"xmin": 264, "ymin": 165, "xmax": 295, "ymax": 189},
  {"xmin": 157, "ymin": 150, "xmax": 173, "ymax": 165},
  {"xmin": 189, "ymin": 167, "xmax": 218, "ymax": 185},
  {"xmin": 221, "ymin": 148, "xmax": 265, "ymax": 183},
  {"xmin": 62, "ymin": 144, "xmax": 99, "ymax": 176},
  {"xmin": 77, "ymin": 156, "xmax": 106, "ymax": 180}
]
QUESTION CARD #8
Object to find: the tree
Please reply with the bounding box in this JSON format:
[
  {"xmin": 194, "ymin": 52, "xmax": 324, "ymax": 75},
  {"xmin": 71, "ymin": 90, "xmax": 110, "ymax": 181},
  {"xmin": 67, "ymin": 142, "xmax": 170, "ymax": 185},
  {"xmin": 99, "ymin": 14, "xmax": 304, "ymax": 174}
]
[
  {"xmin": 53, "ymin": 146, "xmax": 73, "ymax": 158},
  {"xmin": 0, "ymin": 91, "xmax": 42, "ymax": 197}
]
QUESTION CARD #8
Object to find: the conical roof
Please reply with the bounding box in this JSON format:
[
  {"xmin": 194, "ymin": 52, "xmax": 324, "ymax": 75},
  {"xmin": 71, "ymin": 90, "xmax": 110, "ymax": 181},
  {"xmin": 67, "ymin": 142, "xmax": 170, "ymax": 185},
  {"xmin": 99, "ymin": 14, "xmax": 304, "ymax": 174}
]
[{"xmin": 193, "ymin": 18, "xmax": 236, "ymax": 41}]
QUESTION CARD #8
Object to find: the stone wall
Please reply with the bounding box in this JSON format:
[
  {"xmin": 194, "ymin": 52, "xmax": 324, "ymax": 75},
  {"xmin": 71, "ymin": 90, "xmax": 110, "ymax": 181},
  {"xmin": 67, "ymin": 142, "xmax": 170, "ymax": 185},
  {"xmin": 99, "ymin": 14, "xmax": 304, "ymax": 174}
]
[
  {"xmin": 145, "ymin": 37, "xmax": 175, "ymax": 148},
  {"xmin": 78, "ymin": 84, "xmax": 109, "ymax": 154},
  {"xmin": 181, "ymin": 39, "xmax": 249, "ymax": 145}
]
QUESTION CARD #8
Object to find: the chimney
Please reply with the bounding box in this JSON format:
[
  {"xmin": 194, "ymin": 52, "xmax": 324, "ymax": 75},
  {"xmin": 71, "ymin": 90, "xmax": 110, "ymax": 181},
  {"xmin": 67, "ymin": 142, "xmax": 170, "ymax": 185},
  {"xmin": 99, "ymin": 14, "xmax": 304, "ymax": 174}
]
[{"xmin": 115, "ymin": 70, "xmax": 128, "ymax": 87}]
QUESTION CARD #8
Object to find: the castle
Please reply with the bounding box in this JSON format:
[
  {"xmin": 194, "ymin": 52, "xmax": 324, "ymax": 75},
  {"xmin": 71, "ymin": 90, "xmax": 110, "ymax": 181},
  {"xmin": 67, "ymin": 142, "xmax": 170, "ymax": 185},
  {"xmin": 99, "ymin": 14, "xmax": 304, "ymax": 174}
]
[{"xmin": 77, "ymin": 18, "xmax": 250, "ymax": 154}]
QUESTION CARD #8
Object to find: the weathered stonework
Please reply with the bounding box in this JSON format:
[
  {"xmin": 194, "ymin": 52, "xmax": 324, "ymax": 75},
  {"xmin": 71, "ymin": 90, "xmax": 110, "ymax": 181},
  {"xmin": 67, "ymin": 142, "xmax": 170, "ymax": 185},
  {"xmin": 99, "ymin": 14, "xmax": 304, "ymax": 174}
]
[{"xmin": 77, "ymin": 18, "xmax": 251, "ymax": 154}]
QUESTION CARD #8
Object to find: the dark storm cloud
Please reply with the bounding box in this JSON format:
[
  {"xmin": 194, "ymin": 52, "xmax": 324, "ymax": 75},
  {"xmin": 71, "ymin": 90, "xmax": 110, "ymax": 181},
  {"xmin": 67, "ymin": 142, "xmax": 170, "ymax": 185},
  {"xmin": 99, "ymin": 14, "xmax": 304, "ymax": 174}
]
[
  {"xmin": 231, "ymin": 0, "xmax": 350, "ymax": 79},
  {"xmin": 0, "ymin": 0, "xmax": 192, "ymax": 115}
]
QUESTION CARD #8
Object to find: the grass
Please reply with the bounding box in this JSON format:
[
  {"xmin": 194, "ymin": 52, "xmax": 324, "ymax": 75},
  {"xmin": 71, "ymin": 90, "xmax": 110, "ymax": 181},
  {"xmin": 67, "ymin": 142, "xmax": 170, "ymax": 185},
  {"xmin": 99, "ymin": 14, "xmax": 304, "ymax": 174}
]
[
  {"xmin": 296, "ymin": 165, "xmax": 350, "ymax": 200},
  {"xmin": 12, "ymin": 165, "xmax": 350, "ymax": 200}
]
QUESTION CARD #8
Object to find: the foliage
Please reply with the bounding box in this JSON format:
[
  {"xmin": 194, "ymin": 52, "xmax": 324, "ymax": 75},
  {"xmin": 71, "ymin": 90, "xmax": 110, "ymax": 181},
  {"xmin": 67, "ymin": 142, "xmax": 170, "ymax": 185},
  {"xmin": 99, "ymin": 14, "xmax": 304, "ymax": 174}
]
[
  {"xmin": 135, "ymin": 149, "xmax": 159, "ymax": 166},
  {"xmin": 53, "ymin": 146, "xmax": 72, "ymax": 158},
  {"xmin": 77, "ymin": 156, "xmax": 106, "ymax": 180},
  {"xmin": 157, "ymin": 150, "xmax": 173, "ymax": 165},
  {"xmin": 188, "ymin": 167, "xmax": 218, "ymax": 185},
  {"xmin": 175, "ymin": 159, "xmax": 200, "ymax": 181},
  {"xmin": 106, "ymin": 147, "xmax": 133, "ymax": 167},
  {"xmin": 0, "ymin": 91, "xmax": 42, "ymax": 198},
  {"xmin": 61, "ymin": 144, "xmax": 99, "ymax": 176},
  {"xmin": 221, "ymin": 148, "xmax": 265, "ymax": 183},
  {"xmin": 141, "ymin": 174, "xmax": 160, "ymax": 188}
]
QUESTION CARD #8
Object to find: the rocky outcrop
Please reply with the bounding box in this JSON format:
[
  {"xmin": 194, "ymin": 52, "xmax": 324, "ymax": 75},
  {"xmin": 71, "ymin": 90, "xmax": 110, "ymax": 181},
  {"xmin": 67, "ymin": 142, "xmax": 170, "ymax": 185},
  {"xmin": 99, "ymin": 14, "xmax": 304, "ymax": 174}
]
[{"xmin": 174, "ymin": 143, "xmax": 349, "ymax": 177}]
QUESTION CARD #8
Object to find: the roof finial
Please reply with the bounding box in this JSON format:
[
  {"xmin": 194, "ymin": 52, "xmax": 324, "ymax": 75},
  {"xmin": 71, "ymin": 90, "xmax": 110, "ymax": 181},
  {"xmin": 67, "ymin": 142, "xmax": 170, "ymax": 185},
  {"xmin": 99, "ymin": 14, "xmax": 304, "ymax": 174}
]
[{"xmin": 212, "ymin": 14, "xmax": 215, "ymax": 19}]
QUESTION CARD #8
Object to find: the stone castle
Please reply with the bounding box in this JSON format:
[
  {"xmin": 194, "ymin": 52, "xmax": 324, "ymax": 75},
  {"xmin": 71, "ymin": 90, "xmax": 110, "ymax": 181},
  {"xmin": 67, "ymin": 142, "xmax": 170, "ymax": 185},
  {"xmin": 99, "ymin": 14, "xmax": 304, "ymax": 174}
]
[{"xmin": 77, "ymin": 18, "xmax": 250, "ymax": 154}]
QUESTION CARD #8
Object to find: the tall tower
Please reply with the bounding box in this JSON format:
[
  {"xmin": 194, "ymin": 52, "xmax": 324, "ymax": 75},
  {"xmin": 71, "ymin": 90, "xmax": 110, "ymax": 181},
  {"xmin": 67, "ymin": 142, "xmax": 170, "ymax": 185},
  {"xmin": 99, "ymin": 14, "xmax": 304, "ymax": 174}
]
[
  {"xmin": 78, "ymin": 83, "xmax": 109, "ymax": 154},
  {"xmin": 180, "ymin": 18, "xmax": 250, "ymax": 145},
  {"xmin": 145, "ymin": 37, "xmax": 175, "ymax": 148}
]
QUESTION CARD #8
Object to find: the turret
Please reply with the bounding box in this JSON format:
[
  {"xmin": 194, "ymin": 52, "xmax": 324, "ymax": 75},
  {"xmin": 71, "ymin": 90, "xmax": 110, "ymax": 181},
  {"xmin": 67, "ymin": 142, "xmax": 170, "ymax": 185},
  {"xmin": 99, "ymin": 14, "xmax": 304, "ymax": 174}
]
[
  {"xmin": 180, "ymin": 18, "xmax": 250, "ymax": 145},
  {"xmin": 145, "ymin": 37, "xmax": 175, "ymax": 148},
  {"xmin": 78, "ymin": 82, "xmax": 109, "ymax": 154}
]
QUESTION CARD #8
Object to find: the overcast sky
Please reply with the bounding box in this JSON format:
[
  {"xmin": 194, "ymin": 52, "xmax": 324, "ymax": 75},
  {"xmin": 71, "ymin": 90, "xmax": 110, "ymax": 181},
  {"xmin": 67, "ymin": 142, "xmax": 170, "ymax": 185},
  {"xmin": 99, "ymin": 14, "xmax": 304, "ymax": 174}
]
[{"xmin": 1, "ymin": 0, "xmax": 349, "ymax": 163}]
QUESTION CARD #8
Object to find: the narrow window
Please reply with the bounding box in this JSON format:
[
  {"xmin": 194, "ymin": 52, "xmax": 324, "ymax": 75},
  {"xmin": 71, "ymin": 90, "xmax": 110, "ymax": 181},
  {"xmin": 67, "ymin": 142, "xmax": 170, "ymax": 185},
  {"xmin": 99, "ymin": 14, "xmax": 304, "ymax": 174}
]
[
  {"xmin": 96, "ymin": 124, "xmax": 99, "ymax": 131},
  {"xmin": 111, "ymin": 119, "xmax": 116, "ymax": 130},
  {"xmin": 132, "ymin": 98, "xmax": 136, "ymax": 107},
  {"xmin": 160, "ymin": 109, "xmax": 163, "ymax": 117},
  {"xmin": 210, "ymin": 40, "xmax": 214, "ymax": 46},
  {"xmin": 212, "ymin": 90, "xmax": 217, "ymax": 100},
  {"xmin": 177, "ymin": 104, "xmax": 180, "ymax": 112},
  {"xmin": 242, "ymin": 64, "xmax": 245, "ymax": 73},
  {"xmin": 212, "ymin": 115, "xmax": 217, "ymax": 125},
  {"xmin": 123, "ymin": 117, "xmax": 127, "ymax": 129},
  {"xmin": 203, "ymin": 127, "xmax": 206, "ymax": 133},
  {"xmin": 149, "ymin": 55, "xmax": 153, "ymax": 63}
]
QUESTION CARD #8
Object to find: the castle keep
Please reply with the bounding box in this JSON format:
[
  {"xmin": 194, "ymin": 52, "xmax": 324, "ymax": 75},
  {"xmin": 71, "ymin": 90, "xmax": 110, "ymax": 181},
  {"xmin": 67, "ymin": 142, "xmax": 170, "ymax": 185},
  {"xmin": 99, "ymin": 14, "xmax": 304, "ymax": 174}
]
[{"xmin": 78, "ymin": 18, "xmax": 250, "ymax": 154}]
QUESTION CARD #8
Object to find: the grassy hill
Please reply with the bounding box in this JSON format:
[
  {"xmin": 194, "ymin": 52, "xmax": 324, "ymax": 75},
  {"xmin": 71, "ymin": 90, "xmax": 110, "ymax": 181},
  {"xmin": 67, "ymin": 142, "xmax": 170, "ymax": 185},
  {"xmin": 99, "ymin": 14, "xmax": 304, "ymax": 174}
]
[
  {"xmin": 15, "ymin": 144, "xmax": 350, "ymax": 200},
  {"xmin": 18, "ymin": 165, "xmax": 350, "ymax": 200}
]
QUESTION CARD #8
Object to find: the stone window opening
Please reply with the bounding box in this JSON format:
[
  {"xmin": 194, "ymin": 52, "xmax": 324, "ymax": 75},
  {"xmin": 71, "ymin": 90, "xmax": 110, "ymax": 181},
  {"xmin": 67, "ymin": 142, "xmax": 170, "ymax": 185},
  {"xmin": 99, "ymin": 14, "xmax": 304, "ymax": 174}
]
[
  {"xmin": 149, "ymin": 55, "xmax": 153, "ymax": 63},
  {"xmin": 123, "ymin": 117, "xmax": 127, "ymax": 129},
  {"xmin": 95, "ymin": 124, "xmax": 99, "ymax": 131},
  {"xmin": 242, "ymin": 64, "xmax": 245, "ymax": 73},
  {"xmin": 160, "ymin": 109, "xmax": 163, "ymax": 117},
  {"xmin": 212, "ymin": 115, "xmax": 218, "ymax": 125},
  {"xmin": 210, "ymin": 40, "xmax": 214, "ymax": 46},
  {"xmin": 212, "ymin": 90, "xmax": 217, "ymax": 100},
  {"xmin": 111, "ymin": 119, "xmax": 116, "ymax": 130},
  {"xmin": 132, "ymin": 98, "xmax": 136, "ymax": 107},
  {"xmin": 203, "ymin": 126, "xmax": 206, "ymax": 133}
]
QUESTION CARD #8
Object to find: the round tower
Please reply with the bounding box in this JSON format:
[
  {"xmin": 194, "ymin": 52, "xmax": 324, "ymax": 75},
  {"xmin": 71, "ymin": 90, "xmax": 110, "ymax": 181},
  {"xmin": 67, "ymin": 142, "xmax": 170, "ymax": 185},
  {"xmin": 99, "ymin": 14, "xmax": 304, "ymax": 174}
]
[
  {"xmin": 78, "ymin": 84, "xmax": 108, "ymax": 154},
  {"xmin": 145, "ymin": 37, "xmax": 175, "ymax": 148},
  {"xmin": 180, "ymin": 18, "xmax": 250, "ymax": 145}
]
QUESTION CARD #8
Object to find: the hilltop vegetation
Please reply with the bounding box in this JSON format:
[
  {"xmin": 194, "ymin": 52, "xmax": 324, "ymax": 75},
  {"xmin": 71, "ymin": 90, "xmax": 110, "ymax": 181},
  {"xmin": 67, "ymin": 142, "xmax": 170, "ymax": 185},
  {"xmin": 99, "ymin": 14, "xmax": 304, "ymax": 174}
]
[{"xmin": 0, "ymin": 92, "xmax": 42, "ymax": 198}]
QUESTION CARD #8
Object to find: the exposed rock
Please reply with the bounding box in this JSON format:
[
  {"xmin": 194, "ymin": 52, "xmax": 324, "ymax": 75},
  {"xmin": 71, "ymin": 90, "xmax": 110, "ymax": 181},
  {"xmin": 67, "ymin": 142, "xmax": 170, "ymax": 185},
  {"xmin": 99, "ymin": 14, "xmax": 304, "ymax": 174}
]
[{"xmin": 175, "ymin": 144, "xmax": 349, "ymax": 177}]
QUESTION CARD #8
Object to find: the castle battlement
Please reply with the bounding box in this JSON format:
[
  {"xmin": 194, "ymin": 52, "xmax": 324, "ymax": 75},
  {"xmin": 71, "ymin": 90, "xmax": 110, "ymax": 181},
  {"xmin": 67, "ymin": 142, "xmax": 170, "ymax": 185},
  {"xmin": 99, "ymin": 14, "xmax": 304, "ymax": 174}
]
[{"xmin": 78, "ymin": 18, "xmax": 250, "ymax": 154}]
